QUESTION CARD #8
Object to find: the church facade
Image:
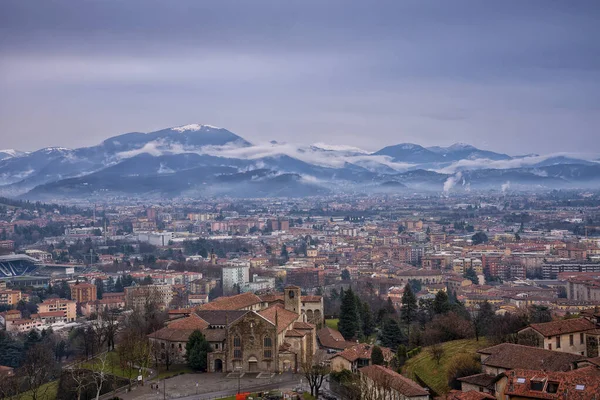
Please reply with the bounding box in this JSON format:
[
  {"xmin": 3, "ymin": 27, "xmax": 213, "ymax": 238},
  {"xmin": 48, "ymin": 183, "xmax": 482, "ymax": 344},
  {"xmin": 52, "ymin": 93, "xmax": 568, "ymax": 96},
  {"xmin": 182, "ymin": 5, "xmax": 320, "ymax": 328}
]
[{"xmin": 149, "ymin": 286, "xmax": 318, "ymax": 373}]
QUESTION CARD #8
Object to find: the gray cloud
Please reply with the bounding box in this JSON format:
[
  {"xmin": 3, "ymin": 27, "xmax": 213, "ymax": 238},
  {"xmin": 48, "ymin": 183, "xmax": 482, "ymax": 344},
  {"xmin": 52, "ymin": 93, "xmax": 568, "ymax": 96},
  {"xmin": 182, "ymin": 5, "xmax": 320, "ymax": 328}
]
[{"xmin": 0, "ymin": 0, "xmax": 599, "ymax": 154}]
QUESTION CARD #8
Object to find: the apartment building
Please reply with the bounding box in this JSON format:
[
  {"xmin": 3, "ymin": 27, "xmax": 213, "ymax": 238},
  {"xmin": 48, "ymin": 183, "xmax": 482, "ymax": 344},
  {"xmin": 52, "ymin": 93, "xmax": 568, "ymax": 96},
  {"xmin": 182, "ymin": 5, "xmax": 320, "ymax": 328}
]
[
  {"xmin": 38, "ymin": 298, "xmax": 77, "ymax": 322},
  {"xmin": 70, "ymin": 282, "xmax": 97, "ymax": 303}
]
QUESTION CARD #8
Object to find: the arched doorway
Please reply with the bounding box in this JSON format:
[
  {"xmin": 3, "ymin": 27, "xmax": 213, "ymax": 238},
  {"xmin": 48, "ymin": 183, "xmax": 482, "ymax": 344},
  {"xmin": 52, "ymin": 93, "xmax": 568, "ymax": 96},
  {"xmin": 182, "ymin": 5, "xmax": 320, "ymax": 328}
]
[
  {"xmin": 248, "ymin": 356, "xmax": 259, "ymax": 372},
  {"xmin": 214, "ymin": 359, "xmax": 223, "ymax": 372}
]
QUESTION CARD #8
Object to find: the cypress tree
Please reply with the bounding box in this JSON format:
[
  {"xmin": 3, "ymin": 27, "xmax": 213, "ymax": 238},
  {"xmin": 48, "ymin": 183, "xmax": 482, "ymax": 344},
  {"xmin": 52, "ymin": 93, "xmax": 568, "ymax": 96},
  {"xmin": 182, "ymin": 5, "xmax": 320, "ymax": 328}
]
[
  {"xmin": 338, "ymin": 288, "xmax": 360, "ymax": 340},
  {"xmin": 400, "ymin": 284, "xmax": 418, "ymax": 338}
]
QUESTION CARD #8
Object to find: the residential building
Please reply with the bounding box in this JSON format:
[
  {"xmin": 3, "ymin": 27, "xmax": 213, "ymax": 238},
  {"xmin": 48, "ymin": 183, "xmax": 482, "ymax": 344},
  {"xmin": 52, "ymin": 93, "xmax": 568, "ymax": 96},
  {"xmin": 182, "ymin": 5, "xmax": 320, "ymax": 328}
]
[
  {"xmin": 222, "ymin": 264, "xmax": 250, "ymax": 293},
  {"xmin": 70, "ymin": 281, "xmax": 97, "ymax": 303},
  {"xmin": 518, "ymin": 318, "xmax": 597, "ymax": 355},
  {"xmin": 124, "ymin": 284, "xmax": 173, "ymax": 310},
  {"xmin": 38, "ymin": 298, "xmax": 76, "ymax": 321},
  {"xmin": 0, "ymin": 289, "xmax": 22, "ymax": 305},
  {"xmin": 330, "ymin": 343, "xmax": 394, "ymax": 372}
]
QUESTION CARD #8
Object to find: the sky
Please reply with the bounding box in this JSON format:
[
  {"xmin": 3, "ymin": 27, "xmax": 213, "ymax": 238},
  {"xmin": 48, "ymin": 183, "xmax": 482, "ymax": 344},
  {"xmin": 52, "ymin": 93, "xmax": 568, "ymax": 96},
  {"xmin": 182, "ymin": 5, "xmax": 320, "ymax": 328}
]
[{"xmin": 0, "ymin": 0, "xmax": 599, "ymax": 155}]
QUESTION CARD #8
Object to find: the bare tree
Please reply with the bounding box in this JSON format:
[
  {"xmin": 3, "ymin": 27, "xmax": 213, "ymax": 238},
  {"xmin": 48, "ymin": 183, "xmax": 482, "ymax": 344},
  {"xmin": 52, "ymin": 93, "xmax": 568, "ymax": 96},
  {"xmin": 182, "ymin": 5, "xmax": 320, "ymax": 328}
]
[
  {"xmin": 92, "ymin": 352, "xmax": 110, "ymax": 400},
  {"xmin": 18, "ymin": 343, "xmax": 58, "ymax": 400},
  {"xmin": 69, "ymin": 368, "xmax": 92, "ymax": 400},
  {"xmin": 429, "ymin": 343, "xmax": 445, "ymax": 365},
  {"xmin": 118, "ymin": 329, "xmax": 152, "ymax": 389},
  {"xmin": 301, "ymin": 351, "xmax": 330, "ymax": 398}
]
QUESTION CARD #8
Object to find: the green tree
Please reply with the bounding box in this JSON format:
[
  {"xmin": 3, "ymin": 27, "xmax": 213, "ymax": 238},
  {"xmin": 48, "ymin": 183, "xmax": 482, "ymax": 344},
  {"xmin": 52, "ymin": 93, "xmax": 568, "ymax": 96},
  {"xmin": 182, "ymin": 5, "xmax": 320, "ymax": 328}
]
[
  {"xmin": 400, "ymin": 284, "xmax": 418, "ymax": 338},
  {"xmin": 185, "ymin": 330, "xmax": 212, "ymax": 371},
  {"xmin": 371, "ymin": 346, "xmax": 384, "ymax": 365},
  {"xmin": 341, "ymin": 269, "xmax": 351, "ymax": 281},
  {"xmin": 338, "ymin": 289, "xmax": 360, "ymax": 340},
  {"xmin": 433, "ymin": 290, "xmax": 451, "ymax": 315},
  {"xmin": 359, "ymin": 301, "xmax": 375, "ymax": 338},
  {"xmin": 471, "ymin": 231, "xmax": 489, "ymax": 245},
  {"xmin": 464, "ymin": 267, "xmax": 479, "ymax": 285},
  {"xmin": 379, "ymin": 318, "xmax": 405, "ymax": 350},
  {"xmin": 529, "ymin": 305, "xmax": 552, "ymax": 323},
  {"xmin": 280, "ymin": 244, "xmax": 289, "ymax": 260},
  {"xmin": 95, "ymin": 278, "xmax": 104, "ymax": 300},
  {"xmin": 114, "ymin": 277, "xmax": 123, "ymax": 293},
  {"xmin": 473, "ymin": 301, "xmax": 495, "ymax": 341}
]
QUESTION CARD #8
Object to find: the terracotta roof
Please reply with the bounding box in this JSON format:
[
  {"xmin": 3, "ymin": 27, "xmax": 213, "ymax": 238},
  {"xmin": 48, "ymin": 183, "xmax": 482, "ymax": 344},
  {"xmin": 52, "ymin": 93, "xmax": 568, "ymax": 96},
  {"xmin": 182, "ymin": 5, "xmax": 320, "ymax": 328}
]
[
  {"xmin": 258, "ymin": 304, "xmax": 299, "ymax": 333},
  {"xmin": 166, "ymin": 313, "xmax": 209, "ymax": 330},
  {"xmin": 359, "ymin": 365, "xmax": 428, "ymax": 397},
  {"xmin": 502, "ymin": 367, "xmax": 600, "ymax": 399},
  {"xmin": 525, "ymin": 318, "xmax": 597, "ymax": 337},
  {"xmin": 301, "ymin": 296, "xmax": 322, "ymax": 302},
  {"xmin": 149, "ymin": 327, "xmax": 195, "ymax": 342},
  {"xmin": 448, "ymin": 390, "xmax": 495, "ymax": 400},
  {"xmin": 317, "ymin": 327, "xmax": 354, "ymax": 350},
  {"xmin": 195, "ymin": 310, "xmax": 248, "ymax": 326},
  {"xmin": 285, "ymin": 329, "xmax": 305, "ymax": 338},
  {"xmin": 293, "ymin": 321, "xmax": 314, "ymax": 330},
  {"xmin": 199, "ymin": 292, "xmax": 262, "ymax": 311},
  {"xmin": 457, "ymin": 373, "xmax": 496, "ymax": 389},
  {"xmin": 333, "ymin": 343, "xmax": 394, "ymax": 363},
  {"xmin": 38, "ymin": 311, "xmax": 66, "ymax": 317},
  {"xmin": 478, "ymin": 343, "xmax": 586, "ymax": 372}
]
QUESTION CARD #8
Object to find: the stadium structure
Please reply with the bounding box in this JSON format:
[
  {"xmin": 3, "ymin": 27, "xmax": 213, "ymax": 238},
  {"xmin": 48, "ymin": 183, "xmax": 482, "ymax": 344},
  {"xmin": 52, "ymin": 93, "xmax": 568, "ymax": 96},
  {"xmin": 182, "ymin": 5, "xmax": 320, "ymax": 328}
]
[{"xmin": 0, "ymin": 254, "xmax": 43, "ymax": 277}]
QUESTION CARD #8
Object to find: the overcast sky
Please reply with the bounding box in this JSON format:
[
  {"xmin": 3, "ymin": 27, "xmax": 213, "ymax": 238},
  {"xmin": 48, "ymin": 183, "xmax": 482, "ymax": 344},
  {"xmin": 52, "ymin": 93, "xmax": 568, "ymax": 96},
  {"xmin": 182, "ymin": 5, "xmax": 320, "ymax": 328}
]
[{"xmin": 0, "ymin": 0, "xmax": 599, "ymax": 155}]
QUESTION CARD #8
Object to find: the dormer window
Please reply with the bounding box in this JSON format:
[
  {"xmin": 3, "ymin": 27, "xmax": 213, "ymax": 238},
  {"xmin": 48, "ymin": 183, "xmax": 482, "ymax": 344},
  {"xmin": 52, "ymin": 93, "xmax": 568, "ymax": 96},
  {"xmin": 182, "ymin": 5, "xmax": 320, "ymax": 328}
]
[{"xmin": 546, "ymin": 381, "xmax": 559, "ymax": 394}]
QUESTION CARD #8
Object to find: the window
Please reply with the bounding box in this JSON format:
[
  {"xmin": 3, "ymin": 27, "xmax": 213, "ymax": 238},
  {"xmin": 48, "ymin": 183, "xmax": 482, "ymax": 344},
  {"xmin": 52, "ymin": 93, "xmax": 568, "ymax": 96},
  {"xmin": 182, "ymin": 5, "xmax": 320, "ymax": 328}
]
[
  {"xmin": 516, "ymin": 378, "xmax": 526, "ymax": 384},
  {"xmin": 580, "ymin": 333, "xmax": 584, "ymax": 344},
  {"xmin": 531, "ymin": 379, "xmax": 545, "ymax": 391},
  {"xmin": 575, "ymin": 384, "xmax": 585, "ymax": 390},
  {"xmin": 264, "ymin": 336, "xmax": 273, "ymax": 359},
  {"xmin": 546, "ymin": 382, "xmax": 559, "ymax": 394},
  {"xmin": 556, "ymin": 336, "xmax": 561, "ymax": 348},
  {"xmin": 570, "ymin": 334, "xmax": 574, "ymax": 346},
  {"xmin": 233, "ymin": 335, "xmax": 242, "ymax": 359}
]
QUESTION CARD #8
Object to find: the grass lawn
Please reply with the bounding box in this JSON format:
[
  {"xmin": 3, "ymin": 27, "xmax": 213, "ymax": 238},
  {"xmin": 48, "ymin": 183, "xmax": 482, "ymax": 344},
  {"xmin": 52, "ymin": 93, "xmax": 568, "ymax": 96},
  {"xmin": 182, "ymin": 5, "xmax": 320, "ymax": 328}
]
[
  {"xmin": 79, "ymin": 351, "xmax": 140, "ymax": 380},
  {"xmin": 12, "ymin": 381, "xmax": 58, "ymax": 400},
  {"xmin": 325, "ymin": 319, "xmax": 339, "ymax": 330},
  {"xmin": 403, "ymin": 338, "xmax": 488, "ymax": 395}
]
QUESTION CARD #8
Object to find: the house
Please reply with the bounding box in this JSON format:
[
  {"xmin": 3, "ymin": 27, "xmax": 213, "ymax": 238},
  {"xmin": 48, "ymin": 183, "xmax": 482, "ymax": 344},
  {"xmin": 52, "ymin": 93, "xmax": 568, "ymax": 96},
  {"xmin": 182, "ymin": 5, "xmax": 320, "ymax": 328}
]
[
  {"xmin": 457, "ymin": 373, "xmax": 496, "ymax": 395},
  {"xmin": 477, "ymin": 343, "xmax": 586, "ymax": 375},
  {"xmin": 330, "ymin": 343, "xmax": 394, "ymax": 372},
  {"xmin": 447, "ymin": 391, "xmax": 494, "ymax": 400},
  {"xmin": 359, "ymin": 365, "xmax": 429, "ymax": 400},
  {"xmin": 517, "ymin": 318, "xmax": 597, "ymax": 356},
  {"xmin": 494, "ymin": 366, "xmax": 600, "ymax": 399},
  {"xmin": 316, "ymin": 326, "xmax": 354, "ymax": 352}
]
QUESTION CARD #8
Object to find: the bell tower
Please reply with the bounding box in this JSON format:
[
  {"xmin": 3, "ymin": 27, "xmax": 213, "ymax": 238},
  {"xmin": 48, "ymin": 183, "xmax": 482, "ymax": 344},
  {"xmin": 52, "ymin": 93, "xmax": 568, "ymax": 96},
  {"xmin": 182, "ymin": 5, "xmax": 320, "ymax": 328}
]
[{"xmin": 284, "ymin": 285, "xmax": 301, "ymax": 314}]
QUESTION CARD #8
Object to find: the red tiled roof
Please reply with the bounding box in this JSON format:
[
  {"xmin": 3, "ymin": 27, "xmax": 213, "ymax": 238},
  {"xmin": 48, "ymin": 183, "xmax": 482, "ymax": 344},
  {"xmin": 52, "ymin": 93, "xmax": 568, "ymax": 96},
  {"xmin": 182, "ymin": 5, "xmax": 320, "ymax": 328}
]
[
  {"xmin": 526, "ymin": 318, "xmax": 597, "ymax": 337},
  {"xmin": 258, "ymin": 304, "xmax": 299, "ymax": 333},
  {"xmin": 317, "ymin": 327, "xmax": 354, "ymax": 350},
  {"xmin": 502, "ymin": 368, "xmax": 600, "ymax": 399},
  {"xmin": 478, "ymin": 343, "xmax": 586, "ymax": 372},
  {"xmin": 448, "ymin": 390, "xmax": 495, "ymax": 400},
  {"xmin": 333, "ymin": 343, "xmax": 394, "ymax": 363},
  {"xmin": 166, "ymin": 313, "xmax": 209, "ymax": 330},
  {"xmin": 359, "ymin": 365, "xmax": 428, "ymax": 397},
  {"xmin": 200, "ymin": 292, "xmax": 262, "ymax": 311}
]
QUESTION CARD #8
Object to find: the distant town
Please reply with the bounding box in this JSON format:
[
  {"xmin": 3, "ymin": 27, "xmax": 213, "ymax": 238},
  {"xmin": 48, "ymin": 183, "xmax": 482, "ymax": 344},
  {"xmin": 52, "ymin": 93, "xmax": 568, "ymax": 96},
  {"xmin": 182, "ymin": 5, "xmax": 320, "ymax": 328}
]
[{"xmin": 0, "ymin": 191, "xmax": 599, "ymax": 399}]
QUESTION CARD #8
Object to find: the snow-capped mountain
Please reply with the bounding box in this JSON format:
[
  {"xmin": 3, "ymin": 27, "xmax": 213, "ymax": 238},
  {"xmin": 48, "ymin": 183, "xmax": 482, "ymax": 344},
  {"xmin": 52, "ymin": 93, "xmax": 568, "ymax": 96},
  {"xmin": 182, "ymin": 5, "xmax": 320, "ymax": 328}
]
[{"xmin": 1, "ymin": 124, "xmax": 599, "ymax": 199}]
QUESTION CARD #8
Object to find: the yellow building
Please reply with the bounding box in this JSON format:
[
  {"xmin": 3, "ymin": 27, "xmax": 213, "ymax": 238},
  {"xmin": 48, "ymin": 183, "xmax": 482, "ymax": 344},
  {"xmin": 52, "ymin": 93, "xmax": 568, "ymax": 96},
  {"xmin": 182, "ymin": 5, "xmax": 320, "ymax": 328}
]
[
  {"xmin": 38, "ymin": 298, "xmax": 76, "ymax": 321},
  {"xmin": 0, "ymin": 290, "xmax": 22, "ymax": 306}
]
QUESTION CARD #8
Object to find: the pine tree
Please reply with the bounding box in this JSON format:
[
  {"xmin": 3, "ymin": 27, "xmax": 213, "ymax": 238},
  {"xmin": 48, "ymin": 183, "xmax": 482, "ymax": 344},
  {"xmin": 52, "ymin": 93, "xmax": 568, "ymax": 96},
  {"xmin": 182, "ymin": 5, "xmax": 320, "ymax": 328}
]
[
  {"xmin": 338, "ymin": 288, "xmax": 360, "ymax": 340},
  {"xmin": 95, "ymin": 278, "xmax": 104, "ymax": 300},
  {"xmin": 371, "ymin": 346, "xmax": 384, "ymax": 365},
  {"xmin": 464, "ymin": 267, "xmax": 479, "ymax": 285},
  {"xmin": 400, "ymin": 284, "xmax": 418, "ymax": 338},
  {"xmin": 185, "ymin": 330, "xmax": 212, "ymax": 371},
  {"xmin": 360, "ymin": 301, "xmax": 375, "ymax": 337},
  {"xmin": 379, "ymin": 318, "xmax": 404, "ymax": 351},
  {"xmin": 433, "ymin": 290, "xmax": 451, "ymax": 315},
  {"xmin": 114, "ymin": 276, "xmax": 124, "ymax": 293}
]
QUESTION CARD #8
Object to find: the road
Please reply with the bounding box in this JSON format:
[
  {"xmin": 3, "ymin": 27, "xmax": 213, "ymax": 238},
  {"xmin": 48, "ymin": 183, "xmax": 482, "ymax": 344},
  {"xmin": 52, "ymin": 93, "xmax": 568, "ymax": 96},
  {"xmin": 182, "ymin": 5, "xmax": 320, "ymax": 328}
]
[{"xmin": 176, "ymin": 377, "xmax": 300, "ymax": 400}]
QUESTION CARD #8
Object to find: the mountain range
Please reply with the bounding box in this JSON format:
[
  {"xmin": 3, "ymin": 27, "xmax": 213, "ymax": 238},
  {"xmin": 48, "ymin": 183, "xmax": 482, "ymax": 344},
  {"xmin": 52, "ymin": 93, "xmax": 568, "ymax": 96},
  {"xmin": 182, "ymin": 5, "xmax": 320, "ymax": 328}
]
[{"xmin": 1, "ymin": 123, "xmax": 599, "ymax": 199}]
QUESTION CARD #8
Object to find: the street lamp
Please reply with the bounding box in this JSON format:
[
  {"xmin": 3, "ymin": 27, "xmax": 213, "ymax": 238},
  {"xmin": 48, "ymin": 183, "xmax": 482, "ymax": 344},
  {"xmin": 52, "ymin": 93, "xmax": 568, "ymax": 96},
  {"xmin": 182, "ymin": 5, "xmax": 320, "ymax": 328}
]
[{"xmin": 236, "ymin": 365, "xmax": 243, "ymax": 394}]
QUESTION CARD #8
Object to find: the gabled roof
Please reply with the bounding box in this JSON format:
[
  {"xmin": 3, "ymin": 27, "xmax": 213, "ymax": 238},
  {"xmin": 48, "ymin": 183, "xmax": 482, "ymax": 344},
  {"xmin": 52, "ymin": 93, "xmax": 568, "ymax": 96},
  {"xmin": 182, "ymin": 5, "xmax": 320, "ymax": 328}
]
[
  {"xmin": 317, "ymin": 326, "xmax": 354, "ymax": 350},
  {"xmin": 501, "ymin": 367, "xmax": 600, "ymax": 399},
  {"xmin": 478, "ymin": 343, "xmax": 586, "ymax": 372},
  {"xmin": 524, "ymin": 318, "xmax": 597, "ymax": 337},
  {"xmin": 166, "ymin": 313, "xmax": 209, "ymax": 330},
  {"xmin": 359, "ymin": 365, "xmax": 428, "ymax": 397},
  {"xmin": 258, "ymin": 304, "xmax": 299, "ymax": 333},
  {"xmin": 199, "ymin": 292, "xmax": 262, "ymax": 311},
  {"xmin": 448, "ymin": 390, "xmax": 495, "ymax": 400},
  {"xmin": 195, "ymin": 310, "xmax": 248, "ymax": 326},
  {"xmin": 332, "ymin": 343, "xmax": 394, "ymax": 363},
  {"xmin": 457, "ymin": 373, "xmax": 497, "ymax": 389}
]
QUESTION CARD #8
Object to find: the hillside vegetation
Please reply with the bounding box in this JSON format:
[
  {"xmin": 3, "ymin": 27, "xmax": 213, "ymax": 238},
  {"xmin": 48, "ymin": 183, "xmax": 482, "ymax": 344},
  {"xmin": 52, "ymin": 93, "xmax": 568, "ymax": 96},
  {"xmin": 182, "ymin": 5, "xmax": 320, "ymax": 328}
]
[{"xmin": 403, "ymin": 338, "xmax": 489, "ymax": 395}]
